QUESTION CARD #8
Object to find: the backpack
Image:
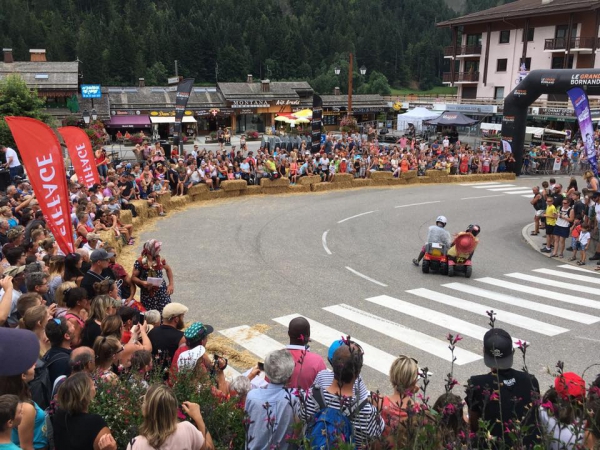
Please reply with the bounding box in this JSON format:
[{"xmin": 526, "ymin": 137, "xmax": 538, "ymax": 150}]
[
  {"xmin": 29, "ymin": 353, "xmax": 69, "ymax": 410},
  {"xmin": 306, "ymin": 386, "xmax": 368, "ymax": 449}
]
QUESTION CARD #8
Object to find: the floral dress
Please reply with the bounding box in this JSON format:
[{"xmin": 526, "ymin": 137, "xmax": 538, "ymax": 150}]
[{"xmin": 134, "ymin": 257, "xmax": 171, "ymax": 312}]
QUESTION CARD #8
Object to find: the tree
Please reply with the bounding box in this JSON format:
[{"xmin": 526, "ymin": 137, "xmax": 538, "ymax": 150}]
[{"xmin": 0, "ymin": 74, "xmax": 52, "ymax": 150}]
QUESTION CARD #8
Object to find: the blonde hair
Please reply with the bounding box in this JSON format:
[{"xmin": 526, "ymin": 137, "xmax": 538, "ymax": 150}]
[
  {"xmin": 55, "ymin": 281, "xmax": 77, "ymax": 308},
  {"xmin": 88, "ymin": 295, "xmax": 117, "ymax": 324},
  {"xmin": 93, "ymin": 335, "xmax": 121, "ymax": 367},
  {"xmin": 139, "ymin": 384, "xmax": 179, "ymax": 448},
  {"xmin": 20, "ymin": 305, "xmax": 48, "ymax": 331},
  {"xmin": 100, "ymin": 315, "xmax": 123, "ymax": 339},
  {"xmin": 47, "ymin": 255, "xmax": 65, "ymax": 277},
  {"xmin": 585, "ymin": 170, "xmax": 594, "ymax": 180},
  {"xmin": 57, "ymin": 372, "xmax": 93, "ymax": 414},
  {"xmin": 389, "ymin": 356, "xmax": 419, "ymax": 394}
]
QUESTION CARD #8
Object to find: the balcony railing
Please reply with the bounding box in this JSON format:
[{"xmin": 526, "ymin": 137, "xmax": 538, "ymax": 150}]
[
  {"xmin": 444, "ymin": 45, "xmax": 482, "ymax": 57},
  {"xmin": 544, "ymin": 37, "xmax": 597, "ymax": 50},
  {"xmin": 443, "ymin": 72, "xmax": 479, "ymax": 83}
]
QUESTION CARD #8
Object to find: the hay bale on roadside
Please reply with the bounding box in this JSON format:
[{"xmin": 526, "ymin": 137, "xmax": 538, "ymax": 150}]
[
  {"xmin": 157, "ymin": 192, "xmax": 171, "ymax": 205},
  {"xmin": 221, "ymin": 180, "xmax": 248, "ymax": 192},
  {"xmin": 289, "ymin": 185, "xmax": 310, "ymax": 193},
  {"xmin": 401, "ymin": 170, "xmax": 418, "ymax": 179},
  {"xmin": 261, "ymin": 187, "xmax": 289, "ymax": 195},
  {"xmin": 260, "ymin": 178, "xmax": 290, "ymax": 188},
  {"xmin": 311, "ymin": 182, "xmax": 334, "ymax": 192},
  {"xmin": 351, "ymin": 178, "xmax": 372, "ymax": 187},
  {"xmin": 329, "ymin": 181, "xmax": 353, "ymax": 190},
  {"xmin": 131, "ymin": 200, "xmax": 148, "ymax": 222},
  {"xmin": 388, "ymin": 178, "xmax": 408, "ymax": 186},
  {"xmin": 170, "ymin": 195, "xmax": 190, "ymax": 209},
  {"xmin": 332, "ymin": 173, "xmax": 353, "ymax": 183},
  {"xmin": 425, "ymin": 170, "xmax": 444, "ymax": 178},
  {"xmin": 368, "ymin": 171, "xmax": 392, "ymax": 181},
  {"xmin": 417, "ymin": 176, "xmax": 431, "ymax": 184},
  {"xmin": 242, "ymin": 185, "xmax": 263, "ymax": 196},
  {"xmin": 297, "ymin": 176, "xmax": 321, "ymax": 186},
  {"xmin": 223, "ymin": 191, "xmax": 241, "ymax": 198},
  {"xmin": 120, "ymin": 209, "xmax": 133, "ymax": 225},
  {"xmin": 188, "ymin": 184, "xmax": 209, "ymax": 197}
]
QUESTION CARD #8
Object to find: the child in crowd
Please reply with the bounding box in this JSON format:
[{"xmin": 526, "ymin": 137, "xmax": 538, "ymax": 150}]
[
  {"xmin": 577, "ymin": 223, "xmax": 591, "ymax": 266},
  {"xmin": 569, "ymin": 220, "xmax": 582, "ymax": 262}
]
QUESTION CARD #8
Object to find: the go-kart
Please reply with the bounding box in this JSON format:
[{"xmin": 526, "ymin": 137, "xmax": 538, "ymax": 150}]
[
  {"xmin": 448, "ymin": 254, "xmax": 472, "ymax": 278},
  {"xmin": 422, "ymin": 242, "xmax": 448, "ymax": 275},
  {"xmin": 447, "ymin": 232, "xmax": 478, "ymax": 278}
]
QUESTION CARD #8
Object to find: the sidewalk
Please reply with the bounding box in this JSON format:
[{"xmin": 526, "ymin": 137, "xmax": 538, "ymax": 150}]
[{"xmin": 521, "ymin": 222, "xmax": 598, "ymax": 271}]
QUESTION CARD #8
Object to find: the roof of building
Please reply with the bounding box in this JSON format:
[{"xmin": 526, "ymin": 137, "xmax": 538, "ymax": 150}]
[
  {"xmin": 218, "ymin": 81, "xmax": 313, "ymax": 99},
  {"xmin": 320, "ymin": 94, "xmax": 386, "ymax": 107},
  {"xmin": 0, "ymin": 61, "xmax": 79, "ymax": 90},
  {"xmin": 437, "ymin": 0, "xmax": 600, "ymax": 27},
  {"xmin": 105, "ymin": 86, "xmax": 226, "ymax": 108}
]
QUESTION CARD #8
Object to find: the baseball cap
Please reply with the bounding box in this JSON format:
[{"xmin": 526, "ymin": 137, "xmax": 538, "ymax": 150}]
[
  {"xmin": 0, "ymin": 328, "xmax": 40, "ymax": 376},
  {"xmin": 90, "ymin": 248, "xmax": 115, "ymax": 262},
  {"xmin": 555, "ymin": 372, "xmax": 586, "ymax": 400},
  {"xmin": 184, "ymin": 322, "xmax": 214, "ymax": 341},
  {"xmin": 328, "ymin": 339, "xmax": 345, "ymax": 363},
  {"xmin": 4, "ymin": 265, "xmax": 25, "ymax": 277},
  {"xmin": 162, "ymin": 302, "xmax": 189, "ymax": 320},
  {"xmin": 483, "ymin": 328, "xmax": 514, "ymax": 370}
]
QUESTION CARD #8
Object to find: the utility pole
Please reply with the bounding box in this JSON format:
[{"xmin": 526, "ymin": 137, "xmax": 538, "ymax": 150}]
[
  {"xmin": 175, "ymin": 60, "xmax": 179, "ymax": 77},
  {"xmin": 348, "ymin": 53, "xmax": 353, "ymax": 117}
]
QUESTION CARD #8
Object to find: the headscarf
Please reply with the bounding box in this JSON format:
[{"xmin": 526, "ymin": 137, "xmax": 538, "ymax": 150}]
[{"xmin": 141, "ymin": 239, "xmax": 163, "ymax": 270}]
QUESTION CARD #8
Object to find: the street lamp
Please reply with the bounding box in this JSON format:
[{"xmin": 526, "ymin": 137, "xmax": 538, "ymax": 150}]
[
  {"xmin": 334, "ymin": 53, "xmax": 366, "ymax": 117},
  {"xmin": 91, "ymin": 109, "xmax": 98, "ymax": 121},
  {"xmin": 82, "ymin": 109, "xmax": 90, "ymax": 126}
]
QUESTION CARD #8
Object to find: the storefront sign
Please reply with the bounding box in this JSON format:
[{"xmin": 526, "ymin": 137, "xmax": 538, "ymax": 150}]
[
  {"xmin": 150, "ymin": 110, "xmax": 193, "ymax": 117},
  {"xmin": 537, "ymin": 107, "xmax": 574, "ymax": 117},
  {"xmin": 275, "ymin": 99, "xmax": 300, "ymax": 106},
  {"xmin": 353, "ymin": 107, "xmax": 384, "ymax": 113},
  {"xmin": 112, "ymin": 110, "xmax": 134, "ymax": 115},
  {"xmin": 81, "ymin": 84, "xmax": 102, "ymax": 98},
  {"xmin": 435, "ymin": 103, "xmax": 496, "ymax": 114},
  {"xmin": 231, "ymin": 100, "xmax": 270, "ymax": 108},
  {"xmin": 238, "ymin": 108, "xmax": 255, "ymax": 115}
]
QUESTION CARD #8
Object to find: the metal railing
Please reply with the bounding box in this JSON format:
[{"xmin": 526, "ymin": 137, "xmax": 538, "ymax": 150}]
[
  {"xmin": 544, "ymin": 37, "xmax": 597, "ymax": 50},
  {"xmin": 444, "ymin": 45, "xmax": 482, "ymax": 57},
  {"xmin": 443, "ymin": 72, "xmax": 479, "ymax": 83}
]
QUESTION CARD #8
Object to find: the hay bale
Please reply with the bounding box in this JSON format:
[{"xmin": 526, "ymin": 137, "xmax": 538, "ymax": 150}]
[
  {"xmin": 311, "ymin": 182, "xmax": 334, "ymax": 192},
  {"xmin": 221, "ymin": 180, "xmax": 248, "ymax": 192},
  {"xmin": 332, "ymin": 173, "xmax": 353, "ymax": 183},
  {"xmin": 425, "ymin": 170, "xmax": 444, "ymax": 178},
  {"xmin": 120, "ymin": 209, "xmax": 133, "ymax": 225},
  {"xmin": 351, "ymin": 179, "xmax": 373, "ymax": 187},
  {"xmin": 368, "ymin": 171, "xmax": 393, "ymax": 180},
  {"xmin": 370, "ymin": 179, "xmax": 390, "ymax": 187},
  {"xmin": 260, "ymin": 177, "xmax": 290, "ymax": 188},
  {"xmin": 157, "ymin": 192, "xmax": 171, "ymax": 205},
  {"xmin": 147, "ymin": 207, "xmax": 158, "ymax": 218},
  {"xmin": 223, "ymin": 190, "xmax": 241, "ymax": 198},
  {"xmin": 433, "ymin": 176, "xmax": 450, "ymax": 184},
  {"xmin": 261, "ymin": 187, "xmax": 289, "ymax": 195},
  {"xmin": 289, "ymin": 185, "xmax": 310, "ymax": 193},
  {"xmin": 401, "ymin": 170, "xmax": 418, "ymax": 180},
  {"xmin": 242, "ymin": 185, "xmax": 263, "ymax": 196},
  {"xmin": 330, "ymin": 181, "xmax": 353, "ymax": 190},
  {"xmin": 406, "ymin": 177, "xmax": 420, "ymax": 184},
  {"xmin": 388, "ymin": 178, "xmax": 408, "ymax": 186},
  {"xmin": 132, "ymin": 217, "xmax": 142, "ymax": 229},
  {"xmin": 131, "ymin": 200, "xmax": 148, "ymax": 222},
  {"xmin": 170, "ymin": 195, "xmax": 190, "ymax": 209},
  {"xmin": 418, "ymin": 176, "xmax": 432, "ymax": 184},
  {"xmin": 297, "ymin": 176, "xmax": 321, "ymax": 186},
  {"xmin": 188, "ymin": 184, "xmax": 209, "ymax": 196}
]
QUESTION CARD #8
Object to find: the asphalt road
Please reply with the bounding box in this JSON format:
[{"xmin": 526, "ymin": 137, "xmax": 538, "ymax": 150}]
[{"xmin": 140, "ymin": 175, "xmax": 600, "ymax": 400}]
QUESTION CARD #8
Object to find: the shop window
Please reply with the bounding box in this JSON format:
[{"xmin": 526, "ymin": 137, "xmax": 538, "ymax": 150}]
[
  {"xmin": 494, "ymin": 87, "xmax": 505, "ymax": 100},
  {"xmin": 496, "ymin": 59, "xmax": 508, "ymax": 72},
  {"xmin": 499, "ymin": 30, "xmax": 510, "ymax": 44},
  {"xmin": 522, "ymin": 28, "xmax": 534, "ymax": 42}
]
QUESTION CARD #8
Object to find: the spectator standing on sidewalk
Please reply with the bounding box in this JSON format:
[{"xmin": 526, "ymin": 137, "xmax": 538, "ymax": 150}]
[{"xmin": 541, "ymin": 197, "xmax": 557, "ymax": 253}]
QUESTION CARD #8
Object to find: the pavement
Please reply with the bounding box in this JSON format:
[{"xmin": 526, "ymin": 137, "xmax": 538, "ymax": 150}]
[{"xmin": 138, "ymin": 173, "xmax": 600, "ymax": 400}]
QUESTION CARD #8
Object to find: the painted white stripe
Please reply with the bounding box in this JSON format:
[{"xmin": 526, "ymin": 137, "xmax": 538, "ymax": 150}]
[
  {"xmin": 406, "ymin": 288, "xmax": 568, "ymax": 336},
  {"xmin": 345, "ymin": 266, "xmax": 388, "ymax": 287},
  {"xmin": 472, "ymin": 184, "xmax": 515, "ymax": 189},
  {"xmin": 366, "ymin": 295, "xmax": 525, "ymax": 342},
  {"xmin": 273, "ymin": 313, "xmax": 397, "ymax": 375},
  {"xmin": 534, "ymin": 268, "xmax": 600, "ymax": 284},
  {"xmin": 219, "ymin": 325, "xmax": 284, "ymax": 359},
  {"xmin": 476, "ymin": 277, "xmax": 600, "ymax": 310},
  {"xmin": 557, "ymin": 264, "xmax": 600, "ymax": 275},
  {"xmin": 461, "ymin": 194, "xmax": 505, "ymax": 200},
  {"xmin": 521, "ymin": 194, "xmax": 535, "ymax": 198},
  {"xmin": 459, "ymin": 182, "xmax": 503, "ymax": 186},
  {"xmin": 323, "ymin": 304, "xmax": 482, "ymax": 365},
  {"xmin": 506, "ymin": 189, "xmax": 537, "ymax": 194},
  {"xmin": 395, "ymin": 200, "xmax": 441, "ymax": 208},
  {"xmin": 486, "ymin": 186, "xmax": 534, "ymax": 192},
  {"xmin": 443, "ymin": 282, "xmax": 598, "ymax": 325},
  {"xmin": 506, "ymin": 272, "xmax": 600, "ymax": 295},
  {"xmin": 337, "ymin": 210, "xmax": 377, "ymax": 224},
  {"xmin": 322, "ymin": 230, "xmax": 332, "ymax": 255}
]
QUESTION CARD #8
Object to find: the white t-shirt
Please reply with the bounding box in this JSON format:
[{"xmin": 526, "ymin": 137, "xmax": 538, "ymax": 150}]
[
  {"xmin": 5, "ymin": 147, "xmax": 20, "ymax": 168},
  {"xmin": 578, "ymin": 230, "xmax": 591, "ymax": 247}
]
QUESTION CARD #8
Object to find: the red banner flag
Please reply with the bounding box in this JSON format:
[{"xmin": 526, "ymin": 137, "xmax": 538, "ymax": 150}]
[
  {"xmin": 58, "ymin": 126, "xmax": 100, "ymax": 187},
  {"xmin": 4, "ymin": 117, "xmax": 75, "ymax": 254}
]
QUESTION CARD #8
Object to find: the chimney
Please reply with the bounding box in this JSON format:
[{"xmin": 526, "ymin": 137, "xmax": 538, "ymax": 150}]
[
  {"xmin": 3, "ymin": 48, "xmax": 13, "ymax": 63},
  {"xmin": 139, "ymin": 77, "xmax": 145, "ymax": 87},
  {"xmin": 261, "ymin": 79, "xmax": 270, "ymax": 93},
  {"xmin": 334, "ymin": 86, "xmax": 340, "ymax": 95},
  {"xmin": 29, "ymin": 49, "xmax": 46, "ymax": 62},
  {"xmin": 247, "ymin": 74, "xmax": 253, "ymax": 83}
]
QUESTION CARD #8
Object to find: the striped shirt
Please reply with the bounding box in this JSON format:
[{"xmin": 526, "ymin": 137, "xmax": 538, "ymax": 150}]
[
  {"xmin": 313, "ymin": 369, "xmax": 370, "ymax": 401},
  {"xmin": 299, "ymin": 388, "xmax": 384, "ymax": 448}
]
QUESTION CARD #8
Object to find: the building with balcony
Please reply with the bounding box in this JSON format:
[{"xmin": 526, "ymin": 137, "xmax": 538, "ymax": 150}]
[{"xmin": 437, "ymin": 0, "xmax": 600, "ymax": 102}]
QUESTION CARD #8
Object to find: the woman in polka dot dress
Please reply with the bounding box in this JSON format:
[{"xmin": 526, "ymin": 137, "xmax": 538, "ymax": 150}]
[{"xmin": 132, "ymin": 239, "xmax": 174, "ymax": 312}]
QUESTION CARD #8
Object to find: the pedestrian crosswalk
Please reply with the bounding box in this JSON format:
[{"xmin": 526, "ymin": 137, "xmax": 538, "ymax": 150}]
[
  {"xmin": 460, "ymin": 181, "xmax": 534, "ymax": 198},
  {"xmin": 217, "ymin": 265, "xmax": 600, "ymax": 378}
]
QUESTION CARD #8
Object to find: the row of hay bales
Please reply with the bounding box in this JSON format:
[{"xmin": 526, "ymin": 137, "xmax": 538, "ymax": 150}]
[{"xmin": 108, "ymin": 171, "xmax": 514, "ymax": 256}]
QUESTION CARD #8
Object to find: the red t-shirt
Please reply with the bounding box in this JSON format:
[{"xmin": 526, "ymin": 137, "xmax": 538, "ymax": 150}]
[{"xmin": 286, "ymin": 346, "xmax": 327, "ymax": 391}]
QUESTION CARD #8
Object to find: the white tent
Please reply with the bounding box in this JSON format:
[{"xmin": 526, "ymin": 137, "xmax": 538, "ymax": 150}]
[{"xmin": 397, "ymin": 107, "xmax": 440, "ymax": 132}]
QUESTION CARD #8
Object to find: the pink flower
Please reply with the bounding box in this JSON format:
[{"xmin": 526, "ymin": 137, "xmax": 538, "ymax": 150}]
[{"xmin": 489, "ymin": 392, "xmax": 499, "ymax": 401}]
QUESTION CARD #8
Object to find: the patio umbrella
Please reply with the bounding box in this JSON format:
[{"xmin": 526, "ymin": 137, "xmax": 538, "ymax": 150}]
[
  {"xmin": 294, "ymin": 109, "xmax": 313, "ymax": 118},
  {"xmin": 293, "ymin": 117, "xmax": 311, "ymax": 124},
  {"xmin": 275, "ymin": 116, "xmax": 292, "ymax": 123}
]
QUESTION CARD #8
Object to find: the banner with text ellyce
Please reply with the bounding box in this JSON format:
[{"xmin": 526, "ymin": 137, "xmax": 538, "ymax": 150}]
[
  {"xmin": 58, "ymin": 126, "xmax": 100, "ymax": 187},
  {"xmin": 568, "ymin": 87, "xmax": 597, "ymax": 176},
  {"xmin": 4, "ymin": 117, "xmax": 75, "ymax": 254},
  {"xmin": 173, "ymin": 78, "xmax": 195, "ymax": 151},
  {"xmin": 311, "ymin": 94, "xmax": 323, "ymax": 154}
]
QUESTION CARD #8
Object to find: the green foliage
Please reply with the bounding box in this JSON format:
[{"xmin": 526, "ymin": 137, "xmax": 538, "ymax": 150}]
[{"xmin": 0, "ymin": 74, "xmax": 53, "ymax": 149}]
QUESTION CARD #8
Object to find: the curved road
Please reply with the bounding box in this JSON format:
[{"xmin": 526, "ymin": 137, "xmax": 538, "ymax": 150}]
[{"xmin": 141, "ymin": 176, "xmax": 600, "ymax": 397}]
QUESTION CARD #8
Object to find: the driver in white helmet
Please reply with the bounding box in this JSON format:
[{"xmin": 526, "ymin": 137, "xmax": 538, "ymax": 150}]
[{"xmin": 412, "ymin": 215, "xmax": 452, "ymax": 266}]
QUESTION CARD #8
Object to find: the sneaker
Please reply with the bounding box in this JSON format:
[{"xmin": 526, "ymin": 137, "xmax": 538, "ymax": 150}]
[
  {"xmin": 412, "ymin": 258, "xmax": 420, "ymax": 266},
  {"xmin": 541, "ymin": 248, "xmax": 551, "ymax": 253}
]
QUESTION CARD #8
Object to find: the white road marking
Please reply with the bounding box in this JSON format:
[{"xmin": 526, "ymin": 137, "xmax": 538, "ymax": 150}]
[
  {"xmin": 345, "ymin": 266, "xmax": 388, "ymax": 287},
  {"xmin": 395, "ymin": 200, "xmax": 441, "ymax": 208},
  {"xmin": 506, "ymin": 272, "xmax": 600, "ymax": 296},
  {"xmin": 322, "ymin": 230, "xmax": 332, "ymax": 255},
  {"xmin": 506, "ymin": 189, "xmax": 537, "ymax": 194},
  {"xmin": 273, "ymin": 313, "xmax": 397, "ymax": 375},
  {"xmin": 472, "ymin": 184, "xmax": 515, "ymax": 189},
  {"xmin": 366, "ymin": 295, "xmax": 525, "ymax": 343},
  {"xmin": 538, "ymin": 267, "xmax": 600, "ymax": 282},
  {"xmin": 557, "ymin": 264, "xmax": 600, "ymax": 274},
  {"xmin": 486, "ymin": 186, "xmax": 534, "ymax": 192},
  {"xmin": 476, "ymin": 277, "xmax": 600, "ymax": 310},
  {"xmin": 443, "ymin": 282, "xmax": 599, "ymax": 324},
  {"xmin": 323, "ymin": 303, "xmax": 482, "ymax": 365},
  {"xmin": 219, "ymin": 325, "xmax": 284, "ymax": 359},
  {"xmin": 406, "ymin": 288, "xmax": 568, "ymax": 336},
  {"xmin": 461, "ymin": 194, "xmax": 505, "ymax": 200},
  {"xmin": 521, "ymin": 194, "xmax": 535, "ymax": 198},
  {"xmin": 459, "ymin": 182, "xmax": 504, "ymax": 186},
  {"xmin": 337, "ymin": 210, "xmax": 377, "ymax": 224}
]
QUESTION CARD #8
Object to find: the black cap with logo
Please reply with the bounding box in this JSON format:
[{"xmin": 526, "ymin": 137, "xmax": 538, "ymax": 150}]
[{"xmin": 483, "ymin": 328, "xmax": 514, "ymax": 370}]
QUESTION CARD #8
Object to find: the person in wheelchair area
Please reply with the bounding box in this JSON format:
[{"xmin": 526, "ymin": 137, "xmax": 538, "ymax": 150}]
[{"xmin": 412, "ymin": 215, "xmax": 452, "ymax": 266}]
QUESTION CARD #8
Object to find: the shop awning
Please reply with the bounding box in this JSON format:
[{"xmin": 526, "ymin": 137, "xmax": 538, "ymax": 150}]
[
  {"xmin": 150, "ymin": 116, "xmax": 197, "ymax": 124},
  {"xmin": 105, "ymin": 115, "xmax": 151, "ymax": 128}
]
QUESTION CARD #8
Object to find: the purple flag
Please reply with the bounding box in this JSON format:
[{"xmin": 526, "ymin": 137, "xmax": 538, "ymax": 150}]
[{"xmin": 568, "ymin": 87, "xmax": 597, "ymax": 176}]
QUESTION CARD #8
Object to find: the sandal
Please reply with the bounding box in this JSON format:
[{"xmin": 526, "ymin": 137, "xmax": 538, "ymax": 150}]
[
  {"xmin": 530, "ymin": 231, "xmax": 539, "ymax": 236},
  {"xmin": 577, "ymin": 261, "xmax": 586, "ymax": 265},
  {"xmin": 569, "ymin": 257, "xmax": 577, "ymax": 261}
]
